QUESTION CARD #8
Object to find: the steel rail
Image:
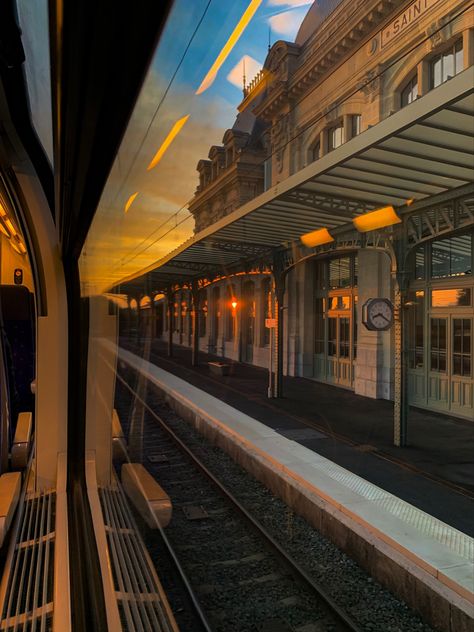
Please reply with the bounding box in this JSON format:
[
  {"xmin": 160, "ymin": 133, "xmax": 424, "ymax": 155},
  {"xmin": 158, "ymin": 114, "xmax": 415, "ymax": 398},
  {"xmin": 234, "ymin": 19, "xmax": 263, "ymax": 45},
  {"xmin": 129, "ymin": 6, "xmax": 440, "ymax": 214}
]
[
  {"xmin": 116, "ymin": 370, "xmax": 364, "ymax": 632},
  {"xmin": 116, "ymin": 372, "xmax": 214, "ymax": 632}
]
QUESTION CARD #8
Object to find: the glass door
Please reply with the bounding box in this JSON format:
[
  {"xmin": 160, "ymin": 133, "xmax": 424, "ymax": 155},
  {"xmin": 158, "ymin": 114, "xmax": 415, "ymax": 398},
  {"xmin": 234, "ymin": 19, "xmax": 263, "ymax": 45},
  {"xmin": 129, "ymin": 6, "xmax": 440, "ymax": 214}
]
[
  {"xmin": 428, "ymin": 315, "xmax": 473, "ymax": 416},
  {"xmin": 451, "ymin": 317, "xmax": 472, "ymax": 416}
]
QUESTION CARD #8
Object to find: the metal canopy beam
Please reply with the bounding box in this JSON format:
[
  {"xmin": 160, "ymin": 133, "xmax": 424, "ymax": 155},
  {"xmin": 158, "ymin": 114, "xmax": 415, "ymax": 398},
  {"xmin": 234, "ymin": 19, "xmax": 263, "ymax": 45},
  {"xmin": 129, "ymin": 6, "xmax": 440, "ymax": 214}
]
[{"xmin": 115, "ymin": 72, "xmax": 473, "ymax": 296}]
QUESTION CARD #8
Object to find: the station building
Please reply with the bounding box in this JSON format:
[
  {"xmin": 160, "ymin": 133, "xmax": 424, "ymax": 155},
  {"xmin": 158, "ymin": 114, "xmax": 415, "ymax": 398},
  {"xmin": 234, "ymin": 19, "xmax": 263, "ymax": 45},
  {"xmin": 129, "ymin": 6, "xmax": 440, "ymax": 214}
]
[{"xmin": 126, "ymin": 0, "xmax": 474, "ymax": 428}]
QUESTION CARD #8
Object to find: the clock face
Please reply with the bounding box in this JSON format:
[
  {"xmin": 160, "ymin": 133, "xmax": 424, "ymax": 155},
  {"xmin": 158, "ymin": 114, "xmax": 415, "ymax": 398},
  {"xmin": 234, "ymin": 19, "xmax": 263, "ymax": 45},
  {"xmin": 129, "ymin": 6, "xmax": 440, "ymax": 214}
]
[{"xmin": 364, "ymin": 298, "xmax": 394, "ymax": 331}]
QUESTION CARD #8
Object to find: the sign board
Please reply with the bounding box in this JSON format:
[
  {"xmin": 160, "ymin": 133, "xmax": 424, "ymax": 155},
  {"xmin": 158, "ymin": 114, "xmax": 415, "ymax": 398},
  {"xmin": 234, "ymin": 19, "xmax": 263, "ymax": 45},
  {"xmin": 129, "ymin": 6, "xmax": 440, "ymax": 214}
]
[
  {"xmin": 265, "ymin": 318, "xmax": 277, "ymax": 328},
  {"xmin": 381, "ymin": 0, "xmax": 441, "ymax": 48}
]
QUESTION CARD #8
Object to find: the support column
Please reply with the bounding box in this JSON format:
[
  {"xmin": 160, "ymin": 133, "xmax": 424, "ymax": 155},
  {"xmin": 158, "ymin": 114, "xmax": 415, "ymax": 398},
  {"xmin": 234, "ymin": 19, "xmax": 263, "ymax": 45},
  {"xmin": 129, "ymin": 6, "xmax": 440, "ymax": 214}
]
[
  {"xmin": 191, "ymin": 282, "xmax": 199, "ymax": 366},
  {"xmin": 273, "ymin": 254, "xmax": 286, "ymax": 398},
  {"xmin": 166, "ymin": 288, "xmax": 174, "ymax": 358},
  {"xmin": 393, "ymin": 267, "xmax": 410, "ymax": 447}
]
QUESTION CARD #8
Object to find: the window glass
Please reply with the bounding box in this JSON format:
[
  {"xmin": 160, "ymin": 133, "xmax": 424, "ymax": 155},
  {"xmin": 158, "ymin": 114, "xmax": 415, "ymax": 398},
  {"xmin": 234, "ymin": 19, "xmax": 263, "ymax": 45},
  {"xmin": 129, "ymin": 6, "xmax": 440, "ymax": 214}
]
[
  {"xmin": 329, "ymin": 257, "xmax": 351, "ymax": 288},
  {"xmin": 351, "ymin": 115, "xmax": 361, "ymax": 137},
  {"xmin": 430, "ymin": 318, "xmax": 447, "ymax": 372},
  {"xmin": 431, "ymin": 234, "xmax": 472, "ymax": 278},
  {"xmin": 414, "ymin": 245, "xmax": 425, "ymax": 279},
  {"xmin": 328, "ymin": 123, "xmax": 343, "ymax": 150},
  {"xmin": 339, "ymin": 318, "xmax": 350, "ymax": 358},
  {"xmin": 431, "ymin": 288, "xmax": 471, "ymax": 307},
  {"xmin": 453, "ymin": 319, "xmax": 471, "ymax": 377},
  {"xmin": 401, "ymin": 76, "xmax": 418, "ymax": 106},
  {"xmin": 430, "ymin": 39, "xmax": 463, "ymax": 88}
]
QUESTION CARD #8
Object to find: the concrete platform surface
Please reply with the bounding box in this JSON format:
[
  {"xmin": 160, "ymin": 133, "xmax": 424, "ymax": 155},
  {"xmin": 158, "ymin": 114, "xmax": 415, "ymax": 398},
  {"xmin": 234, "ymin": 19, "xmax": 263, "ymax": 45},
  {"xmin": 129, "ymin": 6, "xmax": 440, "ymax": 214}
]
[
  {"xmin": 121, "ymin": 339, "xmax": 474, "ymax": 537},
  {"xmin": 119, "ymin": 346, "xmax": 474, "ymax": 617}
]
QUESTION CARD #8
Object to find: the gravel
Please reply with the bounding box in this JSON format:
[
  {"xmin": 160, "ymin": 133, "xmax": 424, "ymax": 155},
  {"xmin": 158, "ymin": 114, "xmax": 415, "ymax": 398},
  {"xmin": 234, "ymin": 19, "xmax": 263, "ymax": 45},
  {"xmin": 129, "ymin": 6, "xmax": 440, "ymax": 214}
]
[{"xmin": 115, "ymin": 366, "xmax": 437, "ymax": 632}]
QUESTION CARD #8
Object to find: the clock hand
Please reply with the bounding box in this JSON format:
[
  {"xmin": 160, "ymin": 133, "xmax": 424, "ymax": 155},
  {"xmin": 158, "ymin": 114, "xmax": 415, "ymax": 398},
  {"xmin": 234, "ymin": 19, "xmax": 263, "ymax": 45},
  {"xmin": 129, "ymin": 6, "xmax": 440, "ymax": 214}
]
[{"xmin": 373, "ymin": 312, "xmax": 389, "ymax": 322}]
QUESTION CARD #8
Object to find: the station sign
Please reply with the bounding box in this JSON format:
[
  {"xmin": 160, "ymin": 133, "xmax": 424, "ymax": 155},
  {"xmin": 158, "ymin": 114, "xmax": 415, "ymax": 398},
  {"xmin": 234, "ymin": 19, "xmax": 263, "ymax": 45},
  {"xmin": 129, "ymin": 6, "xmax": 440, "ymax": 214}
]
[{"xmin": 381, "ymin": 0, "xmax": 441, "ymax": 47}]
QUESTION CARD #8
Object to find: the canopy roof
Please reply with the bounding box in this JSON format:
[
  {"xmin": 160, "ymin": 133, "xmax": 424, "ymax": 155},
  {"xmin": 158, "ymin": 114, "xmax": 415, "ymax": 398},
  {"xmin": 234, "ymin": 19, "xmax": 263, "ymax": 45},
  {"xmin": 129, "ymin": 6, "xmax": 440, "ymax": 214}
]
[{"xmin": 117, "ymin": 71, "xmax": 473, "ymax": 296}]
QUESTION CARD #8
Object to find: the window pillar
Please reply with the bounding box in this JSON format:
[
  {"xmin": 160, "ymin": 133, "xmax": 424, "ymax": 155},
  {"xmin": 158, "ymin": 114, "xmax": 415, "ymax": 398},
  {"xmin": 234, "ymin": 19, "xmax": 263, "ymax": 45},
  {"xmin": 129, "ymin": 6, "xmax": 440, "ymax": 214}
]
[
  {"xmin": 417, "ymin": 60, "xmax": 429, "ymax": 97},
  {"xmin": 463, "ymin": 28, "xmax": 474, "ymax": 69},
  {"xmin": 343, "ymin": 114, "xmax": 351, "ymax": 143}
]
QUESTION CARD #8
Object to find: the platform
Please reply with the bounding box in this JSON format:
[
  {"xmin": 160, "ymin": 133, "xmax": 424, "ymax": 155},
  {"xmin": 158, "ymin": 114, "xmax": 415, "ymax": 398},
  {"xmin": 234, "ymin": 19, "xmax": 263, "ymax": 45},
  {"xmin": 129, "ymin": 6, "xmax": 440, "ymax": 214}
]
[{"xmin": 119, "ymin": 344, "xmax": 474, "ymax": 631}]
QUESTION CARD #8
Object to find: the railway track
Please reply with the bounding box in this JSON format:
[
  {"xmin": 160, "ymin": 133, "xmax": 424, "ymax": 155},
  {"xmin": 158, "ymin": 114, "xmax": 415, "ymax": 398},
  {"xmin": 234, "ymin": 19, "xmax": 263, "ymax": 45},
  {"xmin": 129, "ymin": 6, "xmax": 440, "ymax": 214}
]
[
  {"xmin": 115, "ymin": 371, "xmax": 363, "ymax": 632},
  {"xmin": 115, "ymin": 364, "xmax": 436, "ymax": 632}
]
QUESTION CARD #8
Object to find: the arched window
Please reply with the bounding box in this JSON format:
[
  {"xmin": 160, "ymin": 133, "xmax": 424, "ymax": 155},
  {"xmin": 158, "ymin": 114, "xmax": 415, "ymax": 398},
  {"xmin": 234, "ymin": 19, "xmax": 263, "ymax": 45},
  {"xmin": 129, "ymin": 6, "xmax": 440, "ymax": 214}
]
[
  {"xmin": 401, "ymin": 75, "xmax": 418, "ymax": 107},
  {"xmin": 430, "ymin": 39, "xmax": 463, "ymax": 89},
  {"xmin": 328, "ymin": 122, "xmax": 343, "ymax": 151},
  {"xmin": 351, "ymin": 114, "xmax": 361, "ymax": 137}
]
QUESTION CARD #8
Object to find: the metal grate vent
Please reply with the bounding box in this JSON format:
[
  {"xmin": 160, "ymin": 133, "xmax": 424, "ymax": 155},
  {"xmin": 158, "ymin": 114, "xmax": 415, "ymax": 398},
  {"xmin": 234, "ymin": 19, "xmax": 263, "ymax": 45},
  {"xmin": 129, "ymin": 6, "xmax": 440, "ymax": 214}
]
[
  {"xmin": 99, "ymin": 485, "xmax": 176, "ymax": 632},
  {"xmin": 0, "ymin": 490, "xmax": 56, "ymax": 631}
]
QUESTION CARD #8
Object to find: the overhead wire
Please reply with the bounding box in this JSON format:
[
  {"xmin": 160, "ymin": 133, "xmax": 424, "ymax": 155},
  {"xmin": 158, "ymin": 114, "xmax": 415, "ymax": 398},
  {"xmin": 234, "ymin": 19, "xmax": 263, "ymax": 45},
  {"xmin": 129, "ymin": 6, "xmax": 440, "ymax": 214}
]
[{"xmin": 117, "ymin": 2, "xmax": 473, "ymax": 274}]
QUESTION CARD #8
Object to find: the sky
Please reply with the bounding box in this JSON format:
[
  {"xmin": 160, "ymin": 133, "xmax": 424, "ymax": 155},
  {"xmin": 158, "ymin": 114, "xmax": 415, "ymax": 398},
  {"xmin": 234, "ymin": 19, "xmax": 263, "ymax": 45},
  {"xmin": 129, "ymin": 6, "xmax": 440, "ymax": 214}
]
[{"xmin": 80, "ymin": 0, "xmax": 315, "ymax": 295}]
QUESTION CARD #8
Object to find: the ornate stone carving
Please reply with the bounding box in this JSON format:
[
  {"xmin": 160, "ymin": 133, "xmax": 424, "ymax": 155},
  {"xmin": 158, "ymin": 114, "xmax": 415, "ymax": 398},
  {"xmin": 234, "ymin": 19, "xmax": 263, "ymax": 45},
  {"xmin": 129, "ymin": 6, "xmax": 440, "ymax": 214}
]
[
  {"xmin": 427, "ymin": 21, "xmax": 445, "ymax": 49},
  {"xmin": 359, "ymin": 68, "xmax": 381, "ymax": 102}
]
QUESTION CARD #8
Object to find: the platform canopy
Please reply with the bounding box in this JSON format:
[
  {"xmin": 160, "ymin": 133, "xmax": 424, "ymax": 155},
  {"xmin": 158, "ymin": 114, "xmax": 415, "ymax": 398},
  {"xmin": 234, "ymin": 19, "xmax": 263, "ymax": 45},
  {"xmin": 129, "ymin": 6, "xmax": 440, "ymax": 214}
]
[{"xmin": 116, "ymin": 71, "xmax": 473, "ymax": 296}]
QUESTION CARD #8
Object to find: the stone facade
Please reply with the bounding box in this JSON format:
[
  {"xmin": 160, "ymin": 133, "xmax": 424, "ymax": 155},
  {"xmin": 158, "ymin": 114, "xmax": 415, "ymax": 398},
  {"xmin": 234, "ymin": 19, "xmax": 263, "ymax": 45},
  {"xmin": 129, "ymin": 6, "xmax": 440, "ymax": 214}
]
[{"xmin": 156, "ymin": 0, "xmax": 474, "ymax": 416}]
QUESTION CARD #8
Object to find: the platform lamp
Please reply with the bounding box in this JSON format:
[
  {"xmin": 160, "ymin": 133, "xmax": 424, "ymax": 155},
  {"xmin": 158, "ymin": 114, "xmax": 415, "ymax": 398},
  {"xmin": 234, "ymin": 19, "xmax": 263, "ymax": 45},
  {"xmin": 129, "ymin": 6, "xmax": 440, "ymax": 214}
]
[
  {"xmin": 352, "ymin": 205, "xmax": 401, "ymax": 232},
  {"xmin": 300, "ymin": 227, "xmax": 334, "ymax": 248}
]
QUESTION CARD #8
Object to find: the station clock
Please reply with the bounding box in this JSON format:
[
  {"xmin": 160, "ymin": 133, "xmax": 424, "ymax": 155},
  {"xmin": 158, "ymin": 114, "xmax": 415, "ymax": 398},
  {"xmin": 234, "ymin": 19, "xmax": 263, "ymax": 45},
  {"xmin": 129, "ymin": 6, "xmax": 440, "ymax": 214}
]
[{"xmin": 362, "ymin": 298, "xmax": 394, "ymax": 331}]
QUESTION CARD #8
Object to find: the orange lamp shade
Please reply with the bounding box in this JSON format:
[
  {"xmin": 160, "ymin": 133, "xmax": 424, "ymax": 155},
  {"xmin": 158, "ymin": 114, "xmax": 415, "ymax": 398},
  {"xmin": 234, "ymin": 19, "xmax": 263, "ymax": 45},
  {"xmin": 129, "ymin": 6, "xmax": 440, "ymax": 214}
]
[
  {"xmin": 300, "ymin": 227, "xmax": 334, "ymax": 248},
  {"xmin": 353, "ymin": 206, "xmax": 401, "ymax": 232}
]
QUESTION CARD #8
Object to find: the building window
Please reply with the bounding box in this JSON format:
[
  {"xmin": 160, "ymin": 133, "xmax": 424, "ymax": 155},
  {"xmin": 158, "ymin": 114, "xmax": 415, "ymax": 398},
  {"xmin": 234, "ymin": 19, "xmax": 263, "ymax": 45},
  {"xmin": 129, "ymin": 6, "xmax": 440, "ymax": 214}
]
[
  {"xmin": 430, "ymin": 39, "xmax": 463, "ymax": 89},
  {"xmin": 351, "ymin": 115, "xmax": 361, "ymax": 138},
  {"xmin": 328, "ymin": 122, "xmax": 343, "ymax": 151},
  {"xmin": 430, "ymin": 318, "xmax": 447, "ymax": 372},
  {"xmin": 401, "ymin": 76, "xmax": 418, "ymax": 106},
  {"xmin": 329, "ymin": 256, "xmax": 351, "ymax": 289},
  {"xmin": 431, "ymin": 233, "xmax": 472, "ymax": 279},
  {"xmin": 453, "ymin": 318, "xmax": 471, "ymax": 377}
]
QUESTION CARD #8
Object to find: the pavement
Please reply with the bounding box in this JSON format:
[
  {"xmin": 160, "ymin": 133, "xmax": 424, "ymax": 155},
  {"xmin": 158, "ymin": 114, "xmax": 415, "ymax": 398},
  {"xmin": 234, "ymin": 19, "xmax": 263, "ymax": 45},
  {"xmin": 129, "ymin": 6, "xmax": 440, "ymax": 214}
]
[{"xmin": 122, "ymin": 337, "xmax": 474, "ymax": 536}]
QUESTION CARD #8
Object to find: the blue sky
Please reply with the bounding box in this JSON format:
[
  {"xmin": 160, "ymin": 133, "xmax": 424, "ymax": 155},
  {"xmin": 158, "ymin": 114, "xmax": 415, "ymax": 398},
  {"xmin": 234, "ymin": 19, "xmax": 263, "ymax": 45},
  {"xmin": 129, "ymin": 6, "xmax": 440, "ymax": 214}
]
[
  {"xmin": 152, "ymin": 0, "xmax": 312, "ymax": 106},
  {"xmin": 81, "ymin": 1, "xmax": 314, "ymax": 292}
]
